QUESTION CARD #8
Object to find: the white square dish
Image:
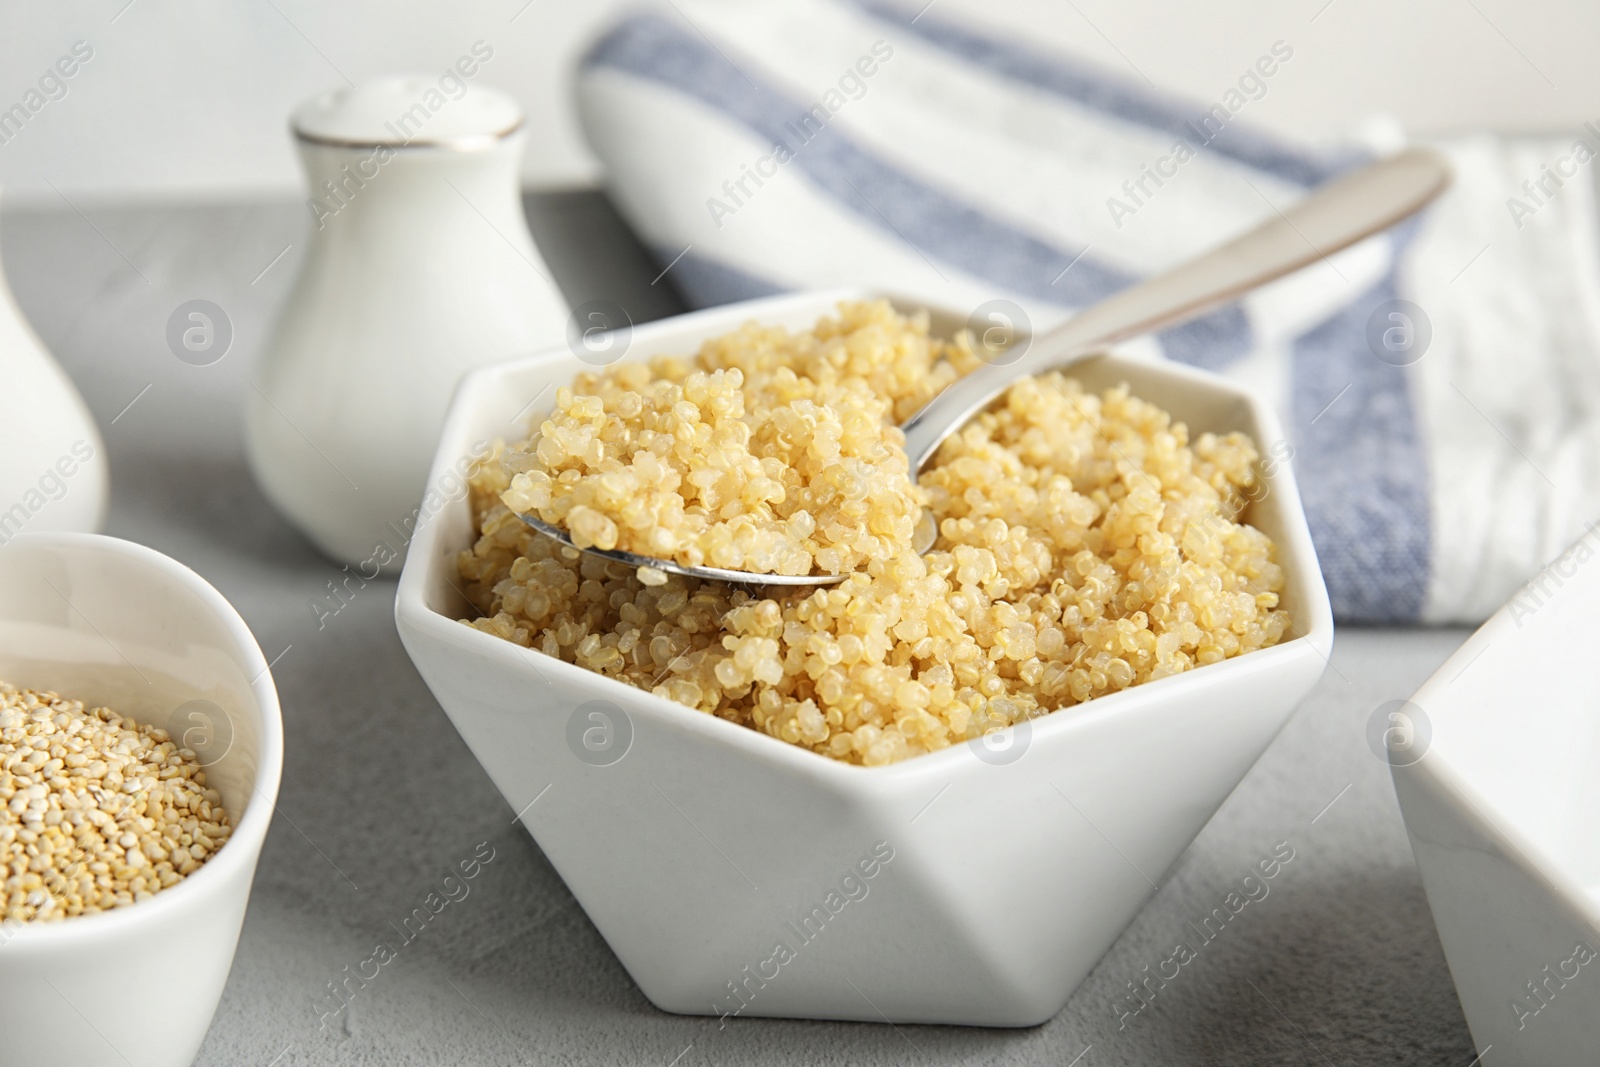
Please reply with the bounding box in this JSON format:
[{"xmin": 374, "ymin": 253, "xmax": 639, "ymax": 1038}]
[
  {"xmin": 395, "ymin": 287, "xmax": 1334, "ymax": 1026},
  {"xmin": 1393, "ymin": 535, "xmax": 1600, "ymax": 1064}
]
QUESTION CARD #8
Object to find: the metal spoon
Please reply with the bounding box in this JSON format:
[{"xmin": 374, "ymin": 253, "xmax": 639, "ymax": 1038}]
[{"xmin": 520, "ymin": 147, "xmax": 1451, "ymax": 586}]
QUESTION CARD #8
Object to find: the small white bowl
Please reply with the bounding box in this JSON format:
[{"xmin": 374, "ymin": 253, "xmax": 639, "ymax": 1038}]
[
  {"xmin": 1393, "ymin": 538, "xmax": 1600, "ymax": 1064},
  {"xmin": 0, "ymin": 533, "xmax": 283, "ymax": 1066},
  {"xmin": 396, "ymin": 288, "xmax": 1334, "ymax": 1026}
]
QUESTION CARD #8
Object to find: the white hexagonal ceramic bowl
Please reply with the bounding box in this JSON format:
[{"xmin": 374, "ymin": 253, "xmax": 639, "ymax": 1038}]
[
  {"xmin": 1393, "ymin": 536, "xmax": 1600, "ymax": 1065},
  {"xmin": 395, "ymin": 288, "xmax": 1333, "ymax": 1026}
]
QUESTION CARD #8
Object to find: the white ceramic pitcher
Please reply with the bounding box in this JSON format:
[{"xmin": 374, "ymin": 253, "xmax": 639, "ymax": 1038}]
[
  {"xmin": 246, "ymin": 76, "xmax": 569, "ymax": 572},
  {"xmin": 0, "ymin": 193, "xmax": 107, "ymax": 543}
]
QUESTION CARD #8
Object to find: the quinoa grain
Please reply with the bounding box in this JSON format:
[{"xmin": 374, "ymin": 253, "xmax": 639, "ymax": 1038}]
[
  {"xmin": 459, "ymin": 301, "xmax": 1289, "ymax": 766},
  {"xmin": 0, "ymin": 682, "xmax": 234, "ymax": 922}
]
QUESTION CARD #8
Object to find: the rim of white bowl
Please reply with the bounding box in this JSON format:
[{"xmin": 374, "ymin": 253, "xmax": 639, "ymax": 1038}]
[
  {"xmin": 396, "ymin": 287, "xmax": 1335, "ymax": 783},
  {"xmin": 2, "ymin": 532, "xmax": 285, "ymax": 944}
]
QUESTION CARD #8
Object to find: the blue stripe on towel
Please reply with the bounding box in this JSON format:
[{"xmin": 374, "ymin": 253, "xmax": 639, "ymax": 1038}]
[
  {"xmin": 1160, "ymin": 305, "xmax": 1253, "ymax": 370},
  {"xmin": 583, "ymin": 10, "xmax": 1431, "ymax": 620},
  {"xmin": 583, "ymin": 15, "xmax": 1130, "ymax": 303},
  {"xmin": 583, "ymin": 14, "xmax": 1255, "ymax": 365},
  {"xmin": 660, "ymin": 250, "xmax": 1252, "ymax": 368},
  {"xmin": 1290, "ymin": 240, "xmax": 1431, "ymax": 621},
  {"xmin": 850, "ymin": 0, "xmax": 1350, "ymax": 189},
  {"xmin": 659, "ymin": 247, "xmax": 787, "ymax": 306}
]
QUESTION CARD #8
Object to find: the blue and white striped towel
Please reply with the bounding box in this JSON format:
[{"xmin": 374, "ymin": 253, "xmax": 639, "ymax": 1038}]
[{"xmin": 574, "ymin": 0, "xmax": 1600, "ymax": 623}]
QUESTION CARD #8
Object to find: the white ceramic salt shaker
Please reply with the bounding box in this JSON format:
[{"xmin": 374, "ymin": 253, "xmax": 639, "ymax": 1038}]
[
  {"xmin": 247, "ymin": 76, "xmax": 569, "ymax": 571},
  {"xmin": 0, "ymin": 193, "xmax": 107, "ymax": 542}
]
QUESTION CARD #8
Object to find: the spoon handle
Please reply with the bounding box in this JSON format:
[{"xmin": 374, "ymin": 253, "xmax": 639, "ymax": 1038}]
[{"xmin": 900, "ymin": 147, "xmax": 1451, "ymax": 472}]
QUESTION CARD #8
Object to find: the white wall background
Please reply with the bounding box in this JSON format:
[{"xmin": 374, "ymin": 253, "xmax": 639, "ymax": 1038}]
[{"xmin": 0, "ymin": 0, "xmax": 1591, "ymax": 204}]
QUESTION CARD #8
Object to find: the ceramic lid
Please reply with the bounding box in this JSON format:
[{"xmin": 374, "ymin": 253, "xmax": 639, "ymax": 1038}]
[{"xmin": 292, "ymin": 75, "xmax": 522, "ymax": 149}]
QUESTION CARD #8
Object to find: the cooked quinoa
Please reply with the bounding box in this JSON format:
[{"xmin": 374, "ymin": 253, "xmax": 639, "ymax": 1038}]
[
  {"xmin": 459, "ymin": 300, "xmax": 1289, "ymax": 766},
  {"xmin": 500, "ymin": 305, "xmax": 968, "ymax": 577},
  {"xmin": 1, "ymin": 683, "xmax": 234, "ymax": 922}
]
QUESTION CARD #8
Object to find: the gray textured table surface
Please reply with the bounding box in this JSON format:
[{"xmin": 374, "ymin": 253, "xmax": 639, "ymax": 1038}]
[{"xmin": 2, "ymin": 192, "xmax": 1478, "ymax": 1066}]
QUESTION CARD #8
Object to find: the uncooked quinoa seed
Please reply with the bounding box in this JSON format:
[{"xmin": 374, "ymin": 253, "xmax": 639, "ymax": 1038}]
[
  {"xmin": 459, "ymin": 300, "xmax": 1289, "ymax": 766},
  {"xmin": 1, "ymin": 682, "xmax": 234, "ymax": 922}
]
